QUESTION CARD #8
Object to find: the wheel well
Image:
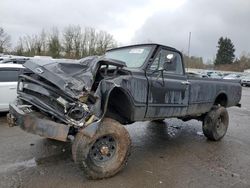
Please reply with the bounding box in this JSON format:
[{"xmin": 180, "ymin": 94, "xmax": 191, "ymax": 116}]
[
  {"xmin": 106, "ymin": 88, "xmax": 134, "ymax": 124},
  {"xmin": 214, "ymin": 93, "xmax": 228, "ymax": 107}
]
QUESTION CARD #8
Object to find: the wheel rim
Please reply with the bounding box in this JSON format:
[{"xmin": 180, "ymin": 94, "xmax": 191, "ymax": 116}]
[
  {"xmin": 89, "ymin": 135, "xmax": 117, "ymax": 164},
  {"xmin": 216, "ymin": 115, "xmax": 227, "ymax": 136}
]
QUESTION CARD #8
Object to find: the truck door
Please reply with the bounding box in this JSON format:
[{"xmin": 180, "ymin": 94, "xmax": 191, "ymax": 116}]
[{"xmin": 145, "ymin": 48, "xmax": 189, "ymax": 118}]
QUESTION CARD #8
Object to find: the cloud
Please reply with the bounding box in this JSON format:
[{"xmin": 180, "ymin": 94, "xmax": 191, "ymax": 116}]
[
  {"xmin": 133, "ymin": 0, "xmax": 250, "ymax": 60},
  {"xmin": 1, "ymin": 0, "xmax": 249, "ymax": 59},
  {"xmin": 0, "ymin": 0, "xmax": 151, "ymax": 43},
  {"xmin": 0, "ymin": 0, "xmax": 185, "ymax": 45}
]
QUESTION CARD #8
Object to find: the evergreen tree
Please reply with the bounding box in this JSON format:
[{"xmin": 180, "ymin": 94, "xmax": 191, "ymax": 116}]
[{"xmin": 215, "ymin": 37, "xmax": 235, "ymax": 65}]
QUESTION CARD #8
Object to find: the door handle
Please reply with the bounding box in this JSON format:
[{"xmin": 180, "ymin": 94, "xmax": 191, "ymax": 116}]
[
  {"xmin": 9, "ymin": 87, "xmax": 17, "ymax": 90},
  {"xmin": 181, "ymin": 81, "xmax": 190, "ymax": 85}
]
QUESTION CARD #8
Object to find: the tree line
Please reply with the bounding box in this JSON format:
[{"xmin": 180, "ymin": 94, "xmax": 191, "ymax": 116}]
[
  {"xmin": 1, "ymin": 26, "xmax": 250, "ymax": 71},
  {"xmin": 183, "ymin": 37, "xmax": 250, "ymax": 72},
  {"xmin": 0, "ymin": 26, "xmax": 117, "ymax": 58}
]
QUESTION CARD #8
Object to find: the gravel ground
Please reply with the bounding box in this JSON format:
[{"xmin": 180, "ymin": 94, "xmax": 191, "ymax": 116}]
[{"xmin": 0, "ymin": 87, "xmax": 250, "ymax": 188}]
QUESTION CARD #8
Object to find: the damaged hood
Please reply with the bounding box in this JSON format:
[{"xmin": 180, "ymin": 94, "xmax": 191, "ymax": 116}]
[{"xmin": 23, "ymin": 56, "xmax": 126, "ymax": 99}]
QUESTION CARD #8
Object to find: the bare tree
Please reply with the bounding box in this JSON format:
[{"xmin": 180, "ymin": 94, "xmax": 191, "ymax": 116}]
[
  {"xmin": 79, "ymin": 27, "xmax": 117, "ymax": 57},
  {"xmin": 48, "ymin": 27, "xmax": 61, "ymax": 58},
  {"xmin": 35, "ymin": 35, "xmax": 42, "ymax": 55},
  {"xmin": 40, "ymin": 29, "xmax": 47, "ymax": 55},
  {"xmin": 81, "ymin": 27, "xmax": 89, "ymax": 57},
  {"xmin": 12, "ymin": 25, "xmax": 117, "ymax": 58},
  {"xmin": 14, "ymin": 29, "xmax": 49, "ymax": 56},
  {"xmin": 0, "ymin": 27, "xmax": 11, "ymax": 53},
  {"xmin": 63, "ymin": 26, "xmax": 74, "ymax": 58},
  {"xmin": 96, "ymin": 30, "xmax": 116, "ymax": 55},
  {"xmin": 72, "ymin": 26, "xmax": 82, "ymax": 58},
  {"xmin": 23, "ymin": 35, "xmax": 37, "ymax": 56},
  {"xmin": 15, "ymin": 37, "xmax": 24, "ymax": 55},
  {"xmin": 88, "ymin": 28, "xmax": 97, "ymax": 55}
]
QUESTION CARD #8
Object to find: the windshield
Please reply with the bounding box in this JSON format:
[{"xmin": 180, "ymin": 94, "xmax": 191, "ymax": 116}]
[
  {"xmin": 243, "ymin": 75, "xmax": 250, "ymax": 79},
  {"xmin": 104, "ymin": 46, "xmax": 152, "ymax": 68},
  {"xmin": 225, "ymin": 74, "xmax": 237, "ymax": 77}
]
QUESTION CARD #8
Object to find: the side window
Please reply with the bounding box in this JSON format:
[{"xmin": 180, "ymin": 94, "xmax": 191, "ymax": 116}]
[
  {"xmin": 3, "ymin": 60, "xmax": 13, "ymax": 64},
  {"xmin": 0, "ymin": 69, "xmax": 21, "ymax": 82},
  {"xmin": 18, "ymin": 60, "xmax": 26, "ymax": 64},
  {"xmin": 150, "ymin": 49, "xmax": 184, "ymax": 75}
]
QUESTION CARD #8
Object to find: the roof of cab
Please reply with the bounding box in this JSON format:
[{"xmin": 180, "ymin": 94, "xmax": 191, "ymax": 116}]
[{"xmin": 106, "ymin": 43, "xmax": 178, "ymax": 52}]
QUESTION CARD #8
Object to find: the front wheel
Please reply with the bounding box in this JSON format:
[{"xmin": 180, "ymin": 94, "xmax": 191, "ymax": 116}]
[
  {"xmin": 202, "ymin": 106, "xmax": 229, "ymax": 141},
  {"xmin": 72, "ymin": 118, "xmax": 131, "ymax": 179}
]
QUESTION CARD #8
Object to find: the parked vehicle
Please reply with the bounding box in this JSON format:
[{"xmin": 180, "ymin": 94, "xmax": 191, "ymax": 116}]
[
  {"xmin": 207, "ymin": 72, "xmax": 223, "ymax": 79},
  {"xmin": 8, "ymin": 44, "xmax": 242, "ymax": 179},
  {"xmin": 241, "ymin": 75, "xmax": 250, "ymax": 86},
  {"xmin": 0, "ymin": 64, "xmax": 24, "ymax": 112},
  {"xmin": 187, "ymin": 72, "xmax": 208, "ymax": 78},
  {"xmin": 0, "ymin": 56, "xmax": 12, "ymax": 63},
  {"xmin": 223, "ymin": 73, "xmax": 241, "ymax": 80},
  {"xmin": 0, "ymin": 57, "xmax": 30, "ymax": 65}
]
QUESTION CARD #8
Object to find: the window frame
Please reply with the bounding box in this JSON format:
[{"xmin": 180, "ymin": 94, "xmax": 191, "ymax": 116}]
[
  {"xmin": 0, "ymin": 68, "xmax": 22, "ymax": 82},
  {"xmin": 147, "ymin": 47, "xmax": 186, "ymax": 76}
]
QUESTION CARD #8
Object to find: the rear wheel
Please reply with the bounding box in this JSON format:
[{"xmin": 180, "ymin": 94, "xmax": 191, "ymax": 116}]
[
  {"xmin": 202, "ymin": 106, "xmax": 229, "ymax": 141},
  {"xmin": 72, "ymin": 118, "xmax": 131, "ymax": 179}
]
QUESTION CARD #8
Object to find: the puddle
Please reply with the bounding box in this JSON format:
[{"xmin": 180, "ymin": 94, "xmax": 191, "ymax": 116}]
[
  {"xmin": 197, "ymin": 131, "xmax": 204, "ymax": 136},
  {"xmin": 0, "ymin": 158, "xmax": 36, "ymax": 173}
]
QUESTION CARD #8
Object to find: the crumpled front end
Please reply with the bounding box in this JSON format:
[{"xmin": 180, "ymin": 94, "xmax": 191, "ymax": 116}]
[
  {"xmin": 8, "ymin": 74, "xmax": 97, "ymax": 141},
  {"xmin": 17, "ymin": 73, "xmax": 96, "ymax": 126},
  {"xmin": 8, "ymin": 57, "xmax": 127, "ymax": 141},
  {"xmin": 9, "ymin": 102, "xmax": 70, "ymax": 142}
]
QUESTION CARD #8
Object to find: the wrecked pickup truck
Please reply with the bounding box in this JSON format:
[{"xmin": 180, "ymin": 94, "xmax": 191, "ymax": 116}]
[{"xmin": 8, "ymin": 44, "xmax": 242, "ymax": 179}]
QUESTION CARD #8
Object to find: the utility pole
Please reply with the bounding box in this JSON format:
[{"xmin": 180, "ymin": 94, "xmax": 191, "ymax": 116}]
[
  {"xmin": 188, "ymin": 32, "xmax": 191, "ymax": 57},
  {"xmin": 187, "ymin": 32, "xmax": 191, "ymax": 71}
]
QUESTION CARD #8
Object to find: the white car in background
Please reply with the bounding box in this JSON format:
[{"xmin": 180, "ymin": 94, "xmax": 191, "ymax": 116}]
[
  {"xmin": 223, "ymin": 73, "xmax": 241, "ymax": 80},
  {"xmin": 0, "ymin": 57, "xmax": 30, "ymax": 64},
  {"xmin": 241, "ymin": 75, "xmax": 250, "ymax": 87},
  {"xmin": 208, "ymin": 72, "xmax": 223, "ymax": 79},
  {"xmin": 0, "ymin": 64, "xmax": 24, "ymax": 112}
]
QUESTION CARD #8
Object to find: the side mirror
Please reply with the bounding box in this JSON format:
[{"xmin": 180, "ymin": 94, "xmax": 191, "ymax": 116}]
[{"xmin": 162, "ymin": 54, "xmax": 174, "ymax": 71}]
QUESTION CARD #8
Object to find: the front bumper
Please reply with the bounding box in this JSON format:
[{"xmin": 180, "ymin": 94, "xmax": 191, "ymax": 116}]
[
  {"xmin": 241, "ymin": 81, "xmax": 250, "ymax": 86},
  {"xmin": 9, "ymin": 102, "xmax": 69, "ymax": 142}
]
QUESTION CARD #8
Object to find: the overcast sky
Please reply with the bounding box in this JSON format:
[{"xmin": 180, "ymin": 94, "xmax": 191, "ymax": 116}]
[{"xmin": 1, "ymin": 0, "xmax": 250, "ymax": 60}]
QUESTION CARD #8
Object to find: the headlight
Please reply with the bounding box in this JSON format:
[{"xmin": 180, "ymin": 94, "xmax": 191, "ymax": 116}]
[{"xmin": 18, "ymin": 81, "xmax": 24, "ymax": 91}]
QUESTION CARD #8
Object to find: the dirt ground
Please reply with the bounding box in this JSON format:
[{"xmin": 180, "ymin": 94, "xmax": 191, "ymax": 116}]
[{"xmin": 0, "ymin": 87, "xmax": 250, "ymax": 188}]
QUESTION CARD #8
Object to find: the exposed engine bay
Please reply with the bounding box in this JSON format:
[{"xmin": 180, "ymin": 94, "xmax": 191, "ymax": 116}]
[{"xmin": 16, "ymin": 57, "xmax": 129, "ymax": 133}]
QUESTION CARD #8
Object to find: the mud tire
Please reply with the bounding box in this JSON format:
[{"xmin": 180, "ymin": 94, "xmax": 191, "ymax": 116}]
[
  {"xmin": 72, "ymin": 118, "xmax": 131, "ymax": 179},
  {"xmin": 202, "ymin": 106, "xmax": 229, "ymax": 141}
]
